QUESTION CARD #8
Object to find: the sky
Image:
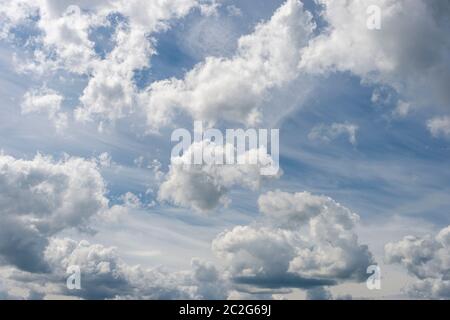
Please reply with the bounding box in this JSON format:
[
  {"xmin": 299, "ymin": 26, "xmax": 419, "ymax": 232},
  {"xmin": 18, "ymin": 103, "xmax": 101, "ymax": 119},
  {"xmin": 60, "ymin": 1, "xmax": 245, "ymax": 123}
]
[{"xmin": 0, "ymin": 0, "xmax": 450, "ymax": 300}]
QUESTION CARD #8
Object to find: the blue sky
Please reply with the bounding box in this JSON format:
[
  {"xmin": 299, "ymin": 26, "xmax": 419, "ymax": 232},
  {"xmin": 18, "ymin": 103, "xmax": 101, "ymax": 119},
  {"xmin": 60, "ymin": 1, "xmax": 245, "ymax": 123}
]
[{"xmin": 0, "ymin": 0, "xmax": 449, "ymax": 300}]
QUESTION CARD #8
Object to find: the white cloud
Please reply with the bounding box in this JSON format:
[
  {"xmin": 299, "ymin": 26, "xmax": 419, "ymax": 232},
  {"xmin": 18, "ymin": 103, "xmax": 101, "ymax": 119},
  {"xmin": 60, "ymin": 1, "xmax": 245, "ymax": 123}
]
[
  {"xmin": 21, "ymin": 86, "xmax": 68, "ymax": 130},
  {"xmin": 119, "ymin": 192, "xmax": 142, "ymax": 209},
  {"xmin": 0, "ymin": 153, "xmax": 108, "ymax": 272},
  {"xmin": 97, "ymin": 152, "xmax": 112, "ymax": 168},
  {"xmin": 393, "ymin": 100, "xmax": 412, "ymax": 118},
  {"xmin": 1, "ymin": 0, "xmax": 210, "ymax": 124},
  {"xmin": 72, "ymin": 0, "xmax": 206, "ymax": 123},
  {"xmin": 158, "ymin": 141, "xmax": 280, "ymax": 212},
  {"xmin": 0, "ymin": 0, "xmax": 36, "ymax": 40},
  {"xmin": 2, "ymin": 0, "xmax": 449, "ymax": 301},
  {"xmin": 308, "ymin": 123, "xmax": 358, "ymax": 145},
  {"xmin": 141, "ymin": 0, "xmax": 315, "ymax": 129},
  {"xmin": 44, "ymin": 238, "xmax": 197, "ymax": 299},
  {"xmin": 7, "ymin": 0, "xmax": 203, "ymax": 74},
  {"xmin": 300, "ymin": 0, "xmax": 450, "ymax": 111},
  {"xmin": 4, "ymin": 0, "xmax": 449, "ymax": 131},
  {"xmin": 385, "ymin": 225, "xmax": 450, "ymax": 299},
  {"xmin": 213, "ymin": 190, "xmax": 374, "ymax": 291},
  {"xmin": 226, "ymin": 5, "xmax": 242, "ymax": 17},
  {"xmin": 427, "ymin": 116, "xmax": 450, "ymax": 138},
  {"xmin": 0, "ymin": 237, "xmax": 229, "ymax": 300},
  {"xmin": 8, "ymin": 0, "xmax": 109, "ymax": 75},
  {"xmin": 74, "ymin": 24, "xmax": 151, "ymax": 122},
  {"xmin": 189, "ymin": 258, "xmax": 229, "ymax": 300}
]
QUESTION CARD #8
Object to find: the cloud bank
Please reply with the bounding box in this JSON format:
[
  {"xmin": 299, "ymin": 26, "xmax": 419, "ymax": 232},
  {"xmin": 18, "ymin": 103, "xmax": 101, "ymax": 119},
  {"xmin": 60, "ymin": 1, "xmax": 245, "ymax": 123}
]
[
  {"xmin": 385, "ymin": 225, "xmax": 450, "ymax": 299},
  {"xmin": 213, "ymin": 190, "xmax": 374, "ymax": 291}
]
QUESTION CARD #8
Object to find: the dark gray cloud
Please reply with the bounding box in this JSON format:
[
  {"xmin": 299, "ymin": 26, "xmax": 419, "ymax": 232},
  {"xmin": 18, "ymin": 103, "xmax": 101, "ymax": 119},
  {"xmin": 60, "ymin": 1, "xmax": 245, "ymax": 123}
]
[
  {"xmin": 305, "ymin": 287, "xmax": 333, "ymax": 300},
  {"xmin": 1, "ymin": 237, "xmax": 230, "ymax": 300},
  {"xmin": 0, "ymin": 217, "xmax": 50, "ymax": 273},
  {"xmin": 233, "ymin": 274, "xmax": 336, "ymax": 289}
]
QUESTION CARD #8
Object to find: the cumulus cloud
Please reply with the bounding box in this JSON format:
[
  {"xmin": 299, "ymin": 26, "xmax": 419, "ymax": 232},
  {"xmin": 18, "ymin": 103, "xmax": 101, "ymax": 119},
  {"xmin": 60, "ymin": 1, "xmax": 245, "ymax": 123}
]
[
  {"xmin": 141, "ymin": 0, "xmax": 315, "ymax": 129},
  {"xmin": 189, "ymin": 258, "xmax": 229, "ymax": 300},
  {"xmin": 74, "ymin": 0, "xmax": 203, "ymax": 122},
  {"xmin": 43, "ymin": 238, "xmax": 193, "ymax": 299},
  {"xmin": 385, "ymin": 225, "xmax": 450, "ymax": 299},
  {"xmin": 0, "ymin": 151, "xmax": 234, "ymax": 299},
  {"xmin": 8, "ymin": 0, "xmax": 104, "ymax": 75},
  {"xmin": 308, "ymin": 122, "xmax": 358, "ymax": 145},
  {"xmin": 0, "ymin": 153, "xmax": 108, "ymax": 272},
  {"xmin": 3, "ymin": 0, "xmax": 448, "ymax": 301},
  {"xmin": 213, "ymin": 190, "xmax": 374, "ymax": 291},
  {"xmin": 21, "ymin": 86, "xmax": 68, "ymax": 130},
  {"xmin": 0, "ymin": 237, "xmax": 229, "ymax": 300},
  {"xmin": 5, "ymin": 0, "xmax": 203, "ymax": 73},
  {"xmin": 300, "ymin": 0, "xmax": 450, "ymax": 111},
  {"xmin": 427, "ymin": 116, "xmax": 450, "ymax": 138},
  {"xmin": 158, "ymin": 141, "xmax": 280, "ymax": 212},
  {"xmin": 4, "ymin": 0, "xmax": 449, "ymax": 131},
  {"xmin": 0, "ymin": 216, "xmax": 50, "ymax": 273},
  {"xmin": 0, "ymin": 0, "xmax": 36, "ymax": 40},
  {"xmin": 74, "ymin": 24, "xmax": 151, "ymax": 122},
  {"xmin": 1, "ymin": 0, "xmax": 212, "ymax": 124}
]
